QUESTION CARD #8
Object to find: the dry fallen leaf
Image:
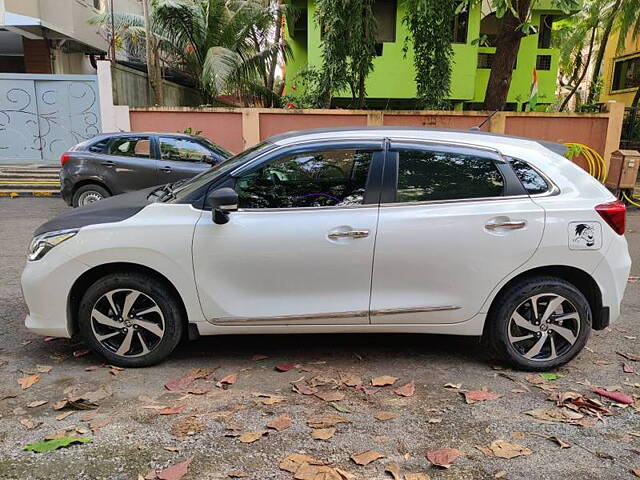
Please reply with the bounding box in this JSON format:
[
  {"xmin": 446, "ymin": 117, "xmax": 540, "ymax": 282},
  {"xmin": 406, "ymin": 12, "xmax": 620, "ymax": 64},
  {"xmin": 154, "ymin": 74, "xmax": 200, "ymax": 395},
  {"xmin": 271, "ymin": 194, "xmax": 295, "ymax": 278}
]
[
  {"xmin": 165, "ymin": 369, "xmax": 210, "ymax": 392},
  {"xmin": 548, "ymin": 436, "xmax": 571, "ymax": 448},
  {"xmin": 157, "ymin": 457, "xmax": 193, "ymax": 480},
  {"xmin": 311, "ymin": 428, "xmax": 336, "ymax": 440},
  {"xmin": 315, "ymin": 391, "xmax": 345, "ymax": 402},
  {"xmin": 227, "ymin": 471, "xmax": 248, "ymax": 478},
  {"xmin": 275, "ymin": 363, "xmax": 298, "ymax": 372},
  {"xmin": 477, "ymin": 440, "xmax": 532, "ymax": 459},
  {"xmin": 267, "ymin": 415, "xmax": 292, "ymax": 432},
  {"xmin": 56, "ymin": 411, "xmax": 75, "ymax": 421},
  {"xmin": 19, "ymin": 417, "xmax": 42, "ymax": 430},
  {"xmin": 632, "ymin": 469, "xmax": 640, "ymax": 478},
  {"xmin": 18, "ymin": 375, "xmax": 40, "ymax": 390},
  {"xmin": 27, "ymin": 400, "xmax": 47, "ymax": 408},
  {"xmin": 341, "ymin": 373, "xmax": 362, "ymax": 387},
  {"xmin": 351, "ymin": 450, "xmax": 385, "ymax": 466},
  {"xmin": 218, "ymin": 373, "xmax": 238, "ymax": 386},
  {"xmin": 592, "ymin": 388, "xmax": 634, "ymax": 404},
  {"xmin": 257, "ymin": 395, "xmax": 285, "ymax": 405},
  {"xmin": 394, "ymin": 381, "xmax": 416, "ymax": 397},
  {"xmin": 371, "ymin": 376, "xmax": 398, "ymax": 387},
  {"xmin": 36, "ymin": 365, "xmax": 53, "ymax": 373},
  {"xmin": 463, "ymin": 390, "xmax": 502, "ymax": 404},
  {"xmin": 279, "ymin": 453, "xmax": 326, "ymax": 473},
  {"xmin": 405, "ymin": 474, "xmax": 430, "ymax": 480},
  {"xmin": 384, "ymin": 461, "xmax": 401, "ymax": 480},
  {"xmin": 89, "ymin": 418, "xmax": 110, "ymax": 432},
  {"xmin": 238, "ymin": 430, "xmax": 268, "ymax": 443},
  {"xmin": 252, "ymin": 354, "xmax": 269, "ymax": 361},
  {"xmin": 444, "ymin": 383, "xmax": 461, "ymax": 389},
  {"xmin": 159, "ymin": 405, "xmax": 187, "ymax": 415},
  {"xmin": 374, "ymin": 411, "xmax": 397, "ymax": 421},
  {"xmin": 72, "ymin": 349, "xmax": 91, "ymax": 357},
  {"xmin": 426, "ymin": 448, "xmax": 464, "ymax": 468},
  {"xmin": 293, "ymin": 383, "xmax": 318, "ymax": 395},
  {"xmin": 307, "ymin": 414, "xmax": 351, "ymax": 429},
  {"xmin": 171, "ymin": 416, "xmax": 205, "ymax": 439}
]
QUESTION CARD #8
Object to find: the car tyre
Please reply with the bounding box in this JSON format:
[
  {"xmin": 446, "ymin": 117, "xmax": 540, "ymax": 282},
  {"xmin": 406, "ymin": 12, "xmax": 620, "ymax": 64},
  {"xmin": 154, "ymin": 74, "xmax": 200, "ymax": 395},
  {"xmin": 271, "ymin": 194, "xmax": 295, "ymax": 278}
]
[
  {"xmin": 78, "ymin": 272, "xmax": 184, "ymax": 367},
  {"xmin": 72, "ymin": 184, "xmax": 110, "ymax": 207},
  {"xmin": 484, "ymin": 276, "xmax": 591, "ymax": 371}
]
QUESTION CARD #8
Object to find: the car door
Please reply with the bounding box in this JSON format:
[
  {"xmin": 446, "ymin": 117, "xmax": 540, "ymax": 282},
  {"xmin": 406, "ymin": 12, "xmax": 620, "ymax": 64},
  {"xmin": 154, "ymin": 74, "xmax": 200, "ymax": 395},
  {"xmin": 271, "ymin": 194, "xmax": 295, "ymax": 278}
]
[
  {"xmin": 101, "ymin": 135, "xmax": 158, "ymax": 193},
  {"xmin": 192, "ymin": 141, "xmax": 384, "ymax": 325},
  {"xmin": 370, "ymin": 141, "xmax": 545, "ymax": 324},
  {"xmin": 157, "ymin": 136, "xmax": 213, "ymax": 183}
]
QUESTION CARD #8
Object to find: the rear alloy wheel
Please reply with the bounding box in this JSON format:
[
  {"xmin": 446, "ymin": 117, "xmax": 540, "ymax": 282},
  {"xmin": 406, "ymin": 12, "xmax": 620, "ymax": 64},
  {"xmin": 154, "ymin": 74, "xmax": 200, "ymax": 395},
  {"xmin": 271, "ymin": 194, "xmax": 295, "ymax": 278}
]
[
  {"xmin": 79, "ymin": 272, "xmax": 184, "ymax": 367},
  {"xmin": 72, "ymin": 184, "xmax": 110, "ymax": 207},
  {"xmin": 485, "ymin": 276, "xmax": 591, "ymax": 370}
]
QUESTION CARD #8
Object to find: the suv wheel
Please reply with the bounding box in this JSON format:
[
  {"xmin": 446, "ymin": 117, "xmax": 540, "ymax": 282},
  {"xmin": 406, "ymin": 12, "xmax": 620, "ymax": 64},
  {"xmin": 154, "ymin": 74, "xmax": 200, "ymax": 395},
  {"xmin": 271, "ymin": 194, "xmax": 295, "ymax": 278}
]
[
  {"xmin": 484, "ymin": 276, "xmax": 591, "ymax": 371},
  {"xmin": 78, "ymin": 272, "xmax": 184, "ymax": 367},
  {"xmin": 73, "ymin": 184, "xmax": 110, "ymax": 207}
]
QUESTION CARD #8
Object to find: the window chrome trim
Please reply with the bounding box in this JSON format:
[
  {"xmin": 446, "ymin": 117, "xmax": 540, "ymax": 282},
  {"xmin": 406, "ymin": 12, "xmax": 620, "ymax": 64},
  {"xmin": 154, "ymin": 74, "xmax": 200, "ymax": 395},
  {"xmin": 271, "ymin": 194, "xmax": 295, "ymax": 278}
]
[
  {"xmin": 379, "ymin": 194, "xmax": 531, "ymax": 208},
  {"xmin": 386, "ymin": 137, "xmax": 505, "ymax": 160},
  {"xmin": 236, "ymin": 204, "xmax": 378, "ymax": 213}
]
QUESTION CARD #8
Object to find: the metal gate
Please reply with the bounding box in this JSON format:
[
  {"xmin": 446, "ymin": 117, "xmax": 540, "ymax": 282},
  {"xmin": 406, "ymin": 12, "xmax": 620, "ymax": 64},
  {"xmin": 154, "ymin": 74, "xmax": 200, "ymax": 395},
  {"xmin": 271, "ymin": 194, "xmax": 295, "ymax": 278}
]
[{"xmin": 0, "ymin": 74, "xmax": 101, "ymax": 164}]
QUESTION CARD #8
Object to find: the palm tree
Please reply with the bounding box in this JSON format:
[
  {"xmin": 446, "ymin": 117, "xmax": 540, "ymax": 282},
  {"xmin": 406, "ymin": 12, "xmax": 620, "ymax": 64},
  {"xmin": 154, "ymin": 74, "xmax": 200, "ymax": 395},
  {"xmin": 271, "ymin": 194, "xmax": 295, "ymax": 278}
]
[{"xmin": 91, "ymin": 0, "xmax": 289, "ymax": 106}]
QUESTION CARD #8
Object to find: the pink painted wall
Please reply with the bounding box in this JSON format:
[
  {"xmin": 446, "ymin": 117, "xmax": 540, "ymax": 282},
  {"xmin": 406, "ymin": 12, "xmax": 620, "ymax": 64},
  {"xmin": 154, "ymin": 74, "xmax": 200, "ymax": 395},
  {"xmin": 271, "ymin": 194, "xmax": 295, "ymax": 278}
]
[
  {"xmin": 383, "ymin": 114, "xmax": 489, "ymax": 131},
  {"xmin": 259, "ymin": 113, "xmax": 368, "ymax": 140},
  {"xmin": 129, "ymin": 110, "xmax": 244, "ymax": 153}
]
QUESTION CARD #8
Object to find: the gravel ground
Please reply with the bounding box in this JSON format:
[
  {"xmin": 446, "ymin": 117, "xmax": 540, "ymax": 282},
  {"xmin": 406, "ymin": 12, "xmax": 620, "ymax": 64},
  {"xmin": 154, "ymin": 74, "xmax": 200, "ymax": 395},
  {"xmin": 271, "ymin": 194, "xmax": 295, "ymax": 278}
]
[{"xmin": 1, "ymin": 197, "xmax": 640, "ymax": 480}]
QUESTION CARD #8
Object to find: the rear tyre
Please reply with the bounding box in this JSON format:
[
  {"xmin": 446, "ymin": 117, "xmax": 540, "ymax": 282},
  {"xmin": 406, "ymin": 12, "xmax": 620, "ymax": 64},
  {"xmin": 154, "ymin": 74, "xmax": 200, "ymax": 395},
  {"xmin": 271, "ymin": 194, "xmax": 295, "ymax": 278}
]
[
  {"xmin": 78, "ymin": 272, "xmax": 184, "ymax": 367},
  {"xmin": 484, "ymin": 276, "xmax": 591, "ymax": 371},
  {"xmin": 72, "ymin": 184, "xmax": 110, "ymax": 207}
]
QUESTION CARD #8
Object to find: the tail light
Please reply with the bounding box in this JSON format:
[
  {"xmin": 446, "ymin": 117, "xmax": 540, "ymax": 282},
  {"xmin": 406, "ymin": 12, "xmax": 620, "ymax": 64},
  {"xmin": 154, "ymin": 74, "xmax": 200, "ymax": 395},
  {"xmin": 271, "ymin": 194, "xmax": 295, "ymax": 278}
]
[
  {"xmin": 595, "ymin": 200, "xmax": 626, "ymax": 235},
  {"xmin": 60, "ymin": 153, "xmax": 70, "ymax": 166}
]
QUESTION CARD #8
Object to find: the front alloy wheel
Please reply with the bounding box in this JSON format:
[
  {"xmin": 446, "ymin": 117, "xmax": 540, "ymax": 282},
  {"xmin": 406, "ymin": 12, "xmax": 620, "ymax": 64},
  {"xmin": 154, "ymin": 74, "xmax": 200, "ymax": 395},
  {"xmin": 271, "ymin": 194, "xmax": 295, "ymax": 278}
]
[{"xmin": 79, "ymin": 272, "xmax": 184, "ymax": 367}]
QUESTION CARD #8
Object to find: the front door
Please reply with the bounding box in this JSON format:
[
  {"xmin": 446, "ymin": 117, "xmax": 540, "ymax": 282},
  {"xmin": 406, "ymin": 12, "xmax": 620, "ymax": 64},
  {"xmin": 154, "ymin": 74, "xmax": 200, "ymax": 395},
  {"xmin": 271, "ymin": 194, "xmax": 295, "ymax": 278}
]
[
  {"xmin": 370, "ymin": 142, "xmax": 546, "ymax": 324},
  {"xmin": 157, "ymin": 136, "xmax": 212, "ymax": 184},
  {"xmin": 192, "ymin": 142, "xmax": 384, "ymax": 325},
  {"xmin": 103, "ymin": 135, "xmax": 158, "ymax": 193}
]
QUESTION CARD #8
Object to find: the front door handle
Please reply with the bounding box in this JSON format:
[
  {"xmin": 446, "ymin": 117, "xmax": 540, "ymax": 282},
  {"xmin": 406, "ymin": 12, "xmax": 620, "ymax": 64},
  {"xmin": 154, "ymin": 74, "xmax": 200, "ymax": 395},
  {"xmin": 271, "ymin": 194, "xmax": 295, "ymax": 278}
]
[
  {"xmin": 485, "ymin": 220, "xmax": 527, "ymax": 231},
  {"xmin": 160, "ymin": 166, "xmax": 172, "ymax": 173},
  {"xmin": 328, "ymin": 229, "xmax": 370, "ymax": 240}
]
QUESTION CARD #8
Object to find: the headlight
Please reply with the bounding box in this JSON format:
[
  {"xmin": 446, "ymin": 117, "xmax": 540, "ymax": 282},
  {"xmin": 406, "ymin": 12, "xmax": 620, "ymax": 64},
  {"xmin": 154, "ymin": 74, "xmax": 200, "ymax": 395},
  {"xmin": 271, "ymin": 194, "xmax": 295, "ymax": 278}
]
[{"xmin": 28, "ymin": 229, "xmax": 78, "ymax": 261}]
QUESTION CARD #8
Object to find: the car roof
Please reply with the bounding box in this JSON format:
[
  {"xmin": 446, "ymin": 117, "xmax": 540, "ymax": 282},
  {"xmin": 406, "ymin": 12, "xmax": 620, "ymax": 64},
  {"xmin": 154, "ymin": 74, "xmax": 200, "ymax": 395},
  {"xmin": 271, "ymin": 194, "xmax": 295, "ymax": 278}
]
[
  {"xmin": 95, "ymin": 132, "xmax": 202, "ymax": 140},
  {"xmin": 267, "ymin": 126, "xmax": 568, "ymax": 157}
]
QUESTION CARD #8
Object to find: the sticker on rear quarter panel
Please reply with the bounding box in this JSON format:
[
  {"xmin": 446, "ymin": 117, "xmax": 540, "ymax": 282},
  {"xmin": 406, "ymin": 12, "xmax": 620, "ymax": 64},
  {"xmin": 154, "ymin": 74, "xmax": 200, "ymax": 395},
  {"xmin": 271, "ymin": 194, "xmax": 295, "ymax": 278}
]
[{"xmin": 568, "ymin": 222, "xmax": 602, "ymax": 250}]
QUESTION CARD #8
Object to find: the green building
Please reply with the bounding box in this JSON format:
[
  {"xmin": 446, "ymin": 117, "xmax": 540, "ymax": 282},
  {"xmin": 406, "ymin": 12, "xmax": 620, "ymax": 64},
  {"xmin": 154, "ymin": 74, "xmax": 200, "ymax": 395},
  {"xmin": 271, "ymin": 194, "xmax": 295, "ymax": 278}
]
[{"xmin": 285, "ymin": 0, "xmax": 574, "ymax": 110}]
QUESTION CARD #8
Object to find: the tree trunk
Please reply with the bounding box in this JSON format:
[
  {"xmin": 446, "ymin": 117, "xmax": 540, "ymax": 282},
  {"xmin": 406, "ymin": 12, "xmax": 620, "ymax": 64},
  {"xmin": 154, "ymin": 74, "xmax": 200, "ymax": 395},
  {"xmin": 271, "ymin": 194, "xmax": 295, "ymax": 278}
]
[
  {"xmin": 559, "ymin": 24, "xmax": 598, "ymax": 112},
  {"xmin": 266, "ymin": 0, "xmax": 284, "ymax": 106},
  {"xmin": 483, "ymin": 0, "xmax": 533, "ymax": 111},
  {"xmin": 142, "ymin": 0, "xmax": 163, "ymax": 105},
  {"xmin": 586, "ymin": 0, "xmax": 623, "ymax": 104}
]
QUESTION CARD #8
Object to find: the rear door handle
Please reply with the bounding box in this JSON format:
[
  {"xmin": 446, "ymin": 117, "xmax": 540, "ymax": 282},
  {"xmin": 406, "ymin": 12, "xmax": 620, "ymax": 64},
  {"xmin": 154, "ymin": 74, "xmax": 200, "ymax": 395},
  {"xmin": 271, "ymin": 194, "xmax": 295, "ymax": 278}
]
[
  {"xmin": 328, "ymin": 229, "xmax": 370, "ymax": 240},
  {"xmin": 160, "ymin": 166, "xmax": 172, "ymax": 173},
  {"xmin": 101, "ymin": 160, "xmax": 115, "ymax": 167},
  {"xmin": 485, "ymin": 220, "xmax": 527, "ymax": 230}
]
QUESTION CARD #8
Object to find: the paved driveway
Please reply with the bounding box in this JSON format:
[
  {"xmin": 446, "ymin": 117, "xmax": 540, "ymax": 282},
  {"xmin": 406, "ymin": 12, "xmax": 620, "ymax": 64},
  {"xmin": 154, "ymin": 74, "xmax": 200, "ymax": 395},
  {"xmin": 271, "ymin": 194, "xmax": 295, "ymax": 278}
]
[{"xmin": 1, "ymin": 197, "xmax": 639, "ymax": 480}]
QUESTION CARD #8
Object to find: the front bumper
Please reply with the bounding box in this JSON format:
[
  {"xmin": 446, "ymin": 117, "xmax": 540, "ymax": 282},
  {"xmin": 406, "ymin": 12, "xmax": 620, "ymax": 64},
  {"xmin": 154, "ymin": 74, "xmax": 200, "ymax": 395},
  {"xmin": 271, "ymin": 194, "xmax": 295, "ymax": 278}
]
[{"xmin": 21, "ymin": 249, "xmax": 89, "ymax": 339}]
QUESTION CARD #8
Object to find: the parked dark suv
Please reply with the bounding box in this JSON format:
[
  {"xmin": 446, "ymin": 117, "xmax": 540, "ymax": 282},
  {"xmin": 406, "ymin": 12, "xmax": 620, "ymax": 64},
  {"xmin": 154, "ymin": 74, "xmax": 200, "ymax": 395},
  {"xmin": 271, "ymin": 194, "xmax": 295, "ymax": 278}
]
[{"xmin": 60, "ymin": 132, "xmax": 232, "ymax": 207}]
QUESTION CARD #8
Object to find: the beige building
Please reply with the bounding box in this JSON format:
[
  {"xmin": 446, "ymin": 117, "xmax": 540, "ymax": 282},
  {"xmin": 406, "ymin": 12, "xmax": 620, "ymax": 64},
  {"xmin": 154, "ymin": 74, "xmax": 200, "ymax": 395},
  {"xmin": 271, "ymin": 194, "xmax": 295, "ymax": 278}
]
[{"xmin": 0, "ymin": 0, "xmax": 142, "ymax": 74}]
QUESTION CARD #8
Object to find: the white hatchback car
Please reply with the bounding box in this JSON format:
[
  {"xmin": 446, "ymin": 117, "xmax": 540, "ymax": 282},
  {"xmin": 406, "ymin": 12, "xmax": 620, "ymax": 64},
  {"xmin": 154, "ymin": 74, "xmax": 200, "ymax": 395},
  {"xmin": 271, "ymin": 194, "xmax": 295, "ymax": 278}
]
[{"xmin": 22, "ymin": 128, "xmax": 631, "ymax": 370}]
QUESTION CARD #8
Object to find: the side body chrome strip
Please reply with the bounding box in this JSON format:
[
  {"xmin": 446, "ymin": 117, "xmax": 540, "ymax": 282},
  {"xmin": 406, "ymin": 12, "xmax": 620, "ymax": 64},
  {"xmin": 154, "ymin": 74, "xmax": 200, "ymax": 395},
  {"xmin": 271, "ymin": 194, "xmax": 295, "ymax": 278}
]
[{"xmin": 208, "ymin": 306, "xmax": 461, "ymax": 324}]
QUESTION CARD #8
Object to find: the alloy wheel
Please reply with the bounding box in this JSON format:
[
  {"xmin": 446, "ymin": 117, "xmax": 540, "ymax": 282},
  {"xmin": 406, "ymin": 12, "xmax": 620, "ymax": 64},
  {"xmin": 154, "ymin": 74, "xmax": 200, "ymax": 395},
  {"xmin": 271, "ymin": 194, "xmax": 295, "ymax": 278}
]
[
  {"xmin": 507, "ymin": 293, "xmax": 581, "ymax": 362},
  {"xmin": 79, "ymin": 191, "xmax": 103, "ymax": 206},
  {"xmin": 90, "ymin": 288, "xmax": 165, "ymax": 357}
]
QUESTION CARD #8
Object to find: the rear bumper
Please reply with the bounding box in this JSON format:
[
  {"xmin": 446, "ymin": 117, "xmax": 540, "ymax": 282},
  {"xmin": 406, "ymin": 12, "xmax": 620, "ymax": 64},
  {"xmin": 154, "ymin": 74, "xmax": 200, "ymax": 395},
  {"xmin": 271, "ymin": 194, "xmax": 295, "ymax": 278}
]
[
  {"xmin": 60, "ymin": 171, "xmax": 73, "ymax": 205},
  {"xmin": 592, "ymin": 235, "xmax": 632, "ymax": 325}
]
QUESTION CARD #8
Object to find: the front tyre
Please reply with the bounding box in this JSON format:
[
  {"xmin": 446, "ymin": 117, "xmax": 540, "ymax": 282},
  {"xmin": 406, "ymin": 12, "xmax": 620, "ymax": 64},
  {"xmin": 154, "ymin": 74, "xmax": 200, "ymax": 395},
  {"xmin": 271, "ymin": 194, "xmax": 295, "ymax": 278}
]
[
  {"xmin": 484, "ymin": 276, "xmax": 591, "ymax": 371},
  {"xmin": 78, "ymin": 272, "xmax": 184, "ymax": 367}
]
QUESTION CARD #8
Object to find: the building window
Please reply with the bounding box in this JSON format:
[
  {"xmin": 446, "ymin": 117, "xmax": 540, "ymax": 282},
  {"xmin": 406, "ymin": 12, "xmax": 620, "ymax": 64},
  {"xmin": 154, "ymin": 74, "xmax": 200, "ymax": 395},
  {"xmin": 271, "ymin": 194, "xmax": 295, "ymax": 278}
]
[
  {"xmin": 538, "ymin": 15, "xmax": 554, "ymax": 49},
  {"xmin": 373, "ymin": 0, "xmax": 397, "ymax": 43},
  {"xmin": 612, "ymin": 56, "xmax": 640, "ymax": 91},
  {"xmin": 480, "ymin": 13, "xmax": 500, "ymax": 47},
  {"xmin": 536, "ymin": 54, "xmax": 552, "ymax": 70},
  {"xmin": 478, "ymin": 53, "xmax": 517, "ymax": 70},
  {"xmin": 452, "ymin": 8, "xmax": 469, "ymax": 44}
]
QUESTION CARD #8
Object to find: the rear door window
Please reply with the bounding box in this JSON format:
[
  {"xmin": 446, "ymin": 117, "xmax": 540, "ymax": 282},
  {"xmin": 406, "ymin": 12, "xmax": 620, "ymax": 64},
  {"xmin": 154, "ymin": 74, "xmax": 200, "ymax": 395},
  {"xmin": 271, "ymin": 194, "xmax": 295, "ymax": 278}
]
[
  {"xmin": 395, "ymin": 148, "xmax": 504, "ymax": 202},
  {"xmin": 109, "ymin": 137, "xmax": 151, "ymax": 158}
]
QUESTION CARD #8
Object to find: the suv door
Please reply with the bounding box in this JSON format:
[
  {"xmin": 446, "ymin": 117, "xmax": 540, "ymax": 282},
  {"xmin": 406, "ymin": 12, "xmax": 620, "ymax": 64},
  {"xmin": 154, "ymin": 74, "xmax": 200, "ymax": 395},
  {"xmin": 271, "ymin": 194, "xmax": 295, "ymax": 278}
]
[
  {"xmin": 157, "ymin": 136, "xmax": 214, "ymax": 183},
  {"xmin": 192, "ymin": 141, "xmax": 384, "ymax": 324},
  {"xmin": 102, "ymin": 135, "xmax": 158, "ymax": 193},
  {"xmin": 370, "ymin": 142, "xmax": 545, "ymax": 324}
]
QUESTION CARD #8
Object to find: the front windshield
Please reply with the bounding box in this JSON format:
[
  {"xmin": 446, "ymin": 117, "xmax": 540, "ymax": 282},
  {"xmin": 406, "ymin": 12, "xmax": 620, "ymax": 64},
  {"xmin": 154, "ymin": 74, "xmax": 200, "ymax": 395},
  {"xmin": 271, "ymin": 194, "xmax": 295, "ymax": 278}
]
[
  {"xmin": 199, "ymin": 137, "xmax": 233, "ymax": 159},
  {"xmin": 165, "ymin": 140, "xmax": 275, "ymax": 202}
]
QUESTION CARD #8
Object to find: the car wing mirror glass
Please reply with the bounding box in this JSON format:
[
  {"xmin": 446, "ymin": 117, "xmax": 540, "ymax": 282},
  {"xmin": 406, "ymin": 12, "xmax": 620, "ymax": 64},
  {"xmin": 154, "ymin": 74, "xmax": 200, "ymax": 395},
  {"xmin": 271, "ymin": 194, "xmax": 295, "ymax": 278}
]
[
  {"xmin": 206, "ymin": 187, "xmax": 238, "ymax": 224},
  {"xmin": 202, "ymin": 154, "xmax": 216, "ymax": 165}
]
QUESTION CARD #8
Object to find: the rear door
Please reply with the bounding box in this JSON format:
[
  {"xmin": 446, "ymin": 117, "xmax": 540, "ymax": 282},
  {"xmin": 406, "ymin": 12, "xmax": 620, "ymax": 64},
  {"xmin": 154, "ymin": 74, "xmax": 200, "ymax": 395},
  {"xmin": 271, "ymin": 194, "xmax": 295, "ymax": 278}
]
[
  {"xmin": 370, "ymin": 141, "xmax": 546, "ymax": 324},
  {"xmin": 102, "ymin": 135, "xmax": 158, "ymax": 193},
  {"xmin": 157, "ymin": 136, "xmax": 212, "ymax": 183}
]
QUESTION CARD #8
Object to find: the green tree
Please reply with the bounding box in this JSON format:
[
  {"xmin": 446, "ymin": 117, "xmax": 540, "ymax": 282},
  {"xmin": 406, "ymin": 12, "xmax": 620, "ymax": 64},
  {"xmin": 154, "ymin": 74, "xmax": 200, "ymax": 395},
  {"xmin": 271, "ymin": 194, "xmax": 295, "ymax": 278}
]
[
  {"xmin": 314, "ymin": 0, "xmax": 377, "ymax": 108},
  {"xmin": 402, "ymin": 0, "xmax": 456, "ymax": 109}
]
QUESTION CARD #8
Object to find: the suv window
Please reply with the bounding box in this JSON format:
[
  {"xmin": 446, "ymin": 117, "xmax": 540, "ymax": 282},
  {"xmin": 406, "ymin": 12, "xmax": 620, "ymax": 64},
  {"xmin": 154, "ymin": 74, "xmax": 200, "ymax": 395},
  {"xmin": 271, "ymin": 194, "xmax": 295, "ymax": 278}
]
[
  {"xmin": 235, "ymin": 149, "xmax": 374, "ymax": 209},
  {"xmin": 509, "ymin": 159, "xmax": 550, "ymax": 194},
  {"xmin": 395, "ymin": 149, "xmax": 504, "ymax": 202},
  {"xmin": 88, "ymin": 138, "xmax": 109, "ymax": 153},
  {"xmin": 160, "ymin": 137, "xmax": 212, "ymax": 162},
  {"xmin": 109, "ymin": 137, "xmax": 150, "ymax": 158}
]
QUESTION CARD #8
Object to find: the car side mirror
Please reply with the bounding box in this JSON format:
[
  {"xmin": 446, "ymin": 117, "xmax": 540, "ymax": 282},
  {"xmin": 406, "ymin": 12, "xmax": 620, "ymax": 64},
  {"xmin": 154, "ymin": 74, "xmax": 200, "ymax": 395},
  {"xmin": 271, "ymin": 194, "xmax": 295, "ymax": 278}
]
[
  {"xmin": 207, "ymin": 187, "xmax": 238, "ymax": 225},
  {"xmin": 202, "ymin": 154, "xmax": 216, "ymax": 165}
]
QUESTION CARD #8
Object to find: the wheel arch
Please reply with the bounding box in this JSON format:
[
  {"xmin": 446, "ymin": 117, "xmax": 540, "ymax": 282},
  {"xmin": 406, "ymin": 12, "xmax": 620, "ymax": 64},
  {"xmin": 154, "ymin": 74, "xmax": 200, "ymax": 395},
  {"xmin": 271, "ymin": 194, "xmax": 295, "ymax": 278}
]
[
  {"xmin": 72, "ymin": 179, "xmax": 112, "ymax": 195},
  {"xmin": 484, "ymin": 265, "xmax": 604, "ymax": 333},
  {"xmin": 67, "ymin": 262, "xmax": 190, "ymax": 338}
]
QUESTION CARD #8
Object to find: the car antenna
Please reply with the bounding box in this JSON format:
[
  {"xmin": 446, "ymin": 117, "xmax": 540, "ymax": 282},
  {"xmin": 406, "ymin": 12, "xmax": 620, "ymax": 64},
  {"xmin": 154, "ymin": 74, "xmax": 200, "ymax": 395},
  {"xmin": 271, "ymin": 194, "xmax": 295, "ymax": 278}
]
[{"xmin": 470, "ymin": 109, "xmax": 499, "ymax": 131}]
